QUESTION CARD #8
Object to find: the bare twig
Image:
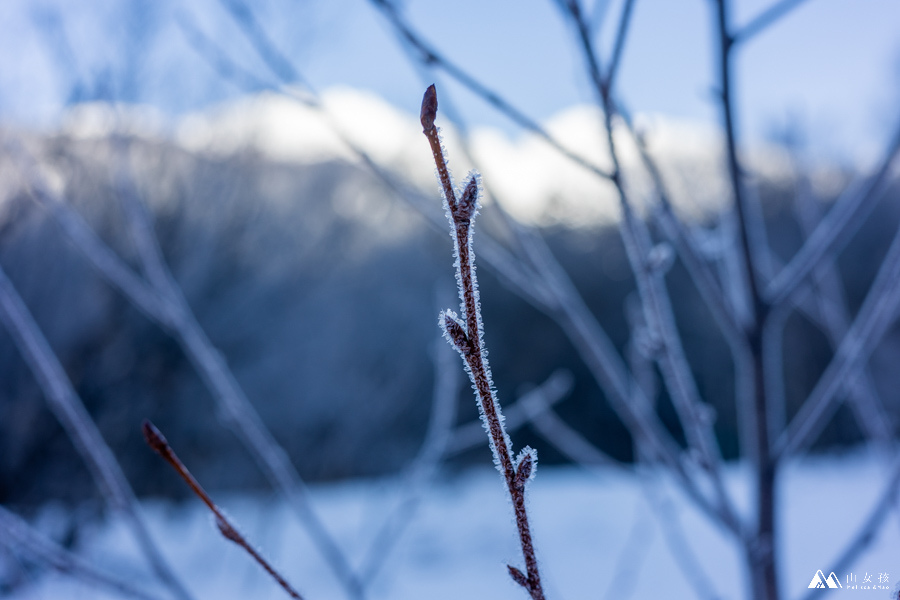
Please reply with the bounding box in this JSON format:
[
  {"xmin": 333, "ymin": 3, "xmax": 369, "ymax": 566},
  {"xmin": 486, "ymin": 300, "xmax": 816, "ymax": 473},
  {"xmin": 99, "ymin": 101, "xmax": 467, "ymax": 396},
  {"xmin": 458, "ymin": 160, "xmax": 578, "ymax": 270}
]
[
  {"xmin": 0, "ymin": 263, "xmax": 192, "ymax": 600},
  {"xmin": 765, "ymin": 123, "xmax": 900, "ymax": 308},
  {"xmin": 423, "ymin": 85, "xmax": 546, "ymax": 600},
  {"xmin": 790, "ymin": 169, "xmax": 895, "ymax": 449},
  {"xmin": 604, "ymin": 0, "xmax": 637, "ymax": 94},
  {"xmin": 0, "ymin": 504, "xmax": 164, "ymax": 600},
  {"xmin": 775, "ymin": 218, "xmax": 900, "ymax": 459},
  {"xmin": 142, "ymin": 420, "xmax": 305, "ymax": 600},
  {"xmin": 732, "ymin": 0, "xmax": 814, "ymax": 45}
]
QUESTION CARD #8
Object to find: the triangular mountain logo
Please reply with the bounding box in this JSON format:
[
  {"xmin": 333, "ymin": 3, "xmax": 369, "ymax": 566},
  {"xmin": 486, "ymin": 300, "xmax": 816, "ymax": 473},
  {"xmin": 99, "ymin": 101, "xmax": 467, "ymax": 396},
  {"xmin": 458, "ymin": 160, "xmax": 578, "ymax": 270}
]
[
  {"xmin": 824, "ymin": 572, "xmax": 842, "ymax": 588},
  {"xmin": 808, "ymin": 570, "xmax": 842, "ymax": 588}
]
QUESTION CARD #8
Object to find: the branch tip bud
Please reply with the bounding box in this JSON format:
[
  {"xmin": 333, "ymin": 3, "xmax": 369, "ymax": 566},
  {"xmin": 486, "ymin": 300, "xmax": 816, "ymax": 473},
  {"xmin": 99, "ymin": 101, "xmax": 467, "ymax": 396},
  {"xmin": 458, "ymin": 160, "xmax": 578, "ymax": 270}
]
[
  {"xmin": 421, "ymin": 84, "xmax": 438, "ymax": 132},
  {"xmin": 142, "ymin": 419, "xmax": 168, "ymax": 455}
]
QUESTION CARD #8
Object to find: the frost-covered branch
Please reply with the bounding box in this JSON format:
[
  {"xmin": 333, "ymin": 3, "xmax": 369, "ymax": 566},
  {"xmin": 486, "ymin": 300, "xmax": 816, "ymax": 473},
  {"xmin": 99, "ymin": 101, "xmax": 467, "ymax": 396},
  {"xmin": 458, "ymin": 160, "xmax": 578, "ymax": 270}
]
[{"xmin": 423, "ymin": 85, "xmax": 545, "ymax": 600}]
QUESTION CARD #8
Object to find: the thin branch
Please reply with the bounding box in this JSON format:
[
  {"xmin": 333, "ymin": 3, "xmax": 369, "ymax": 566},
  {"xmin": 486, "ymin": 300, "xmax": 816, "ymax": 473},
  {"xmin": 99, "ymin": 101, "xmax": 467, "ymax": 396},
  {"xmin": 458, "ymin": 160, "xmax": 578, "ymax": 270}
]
[
  {"xmin": 604, "ymin": 0, "xmax": 637, "ymax": 94},
  {"xmin": 732, "ymin": 0, "xmax": 813, "ymax": 45},
  {"xmin": 635, "ymin": 459, "xmax": 725, "ymax": 600},
  {"xmin": 618, "ymin": 98, "xmax": 746, "ymax": 328},
  {"xmin": 712, "ymin": 3, "xmax": 781, "ymax": 598},
  {"xmin": 0, "ymin": 505, "xmax": 164, "ymax": 600},
  {"xmin": 791, "ymin": 172, "xmax": 895, "ymax": 449},
  {"xmin": 175, "ymin": 13, "xmax": 268, "ymax": 93},
  {"xmin": 775, "ymin": 217, "xmax": 900, "ymax": 459},
  {"xmin": 424, "ymin": 85, "xmax": 546, "ymax": 600},
  {"xmin": 216, "ymin": 0, "xmax": 309, "ymax": 87},
  {"xmin": 0, "ymin": 263, "xmax": 192, "ymax": 600},
  {"xmin": 142, "ymin": 421, "xmax": 304, "ymax": 600},
  {"xmin": 765, "ymin": 123, "xmax": 900, "ymax": 308}
]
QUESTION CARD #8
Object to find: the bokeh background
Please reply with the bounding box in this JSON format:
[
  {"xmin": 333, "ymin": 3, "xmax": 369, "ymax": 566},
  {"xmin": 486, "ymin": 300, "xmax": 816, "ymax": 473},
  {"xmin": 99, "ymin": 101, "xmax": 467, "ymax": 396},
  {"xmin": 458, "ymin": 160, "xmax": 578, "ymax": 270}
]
[{"xmin": 1, "ymin": 1, "xmax": 899, "ymax": 599}]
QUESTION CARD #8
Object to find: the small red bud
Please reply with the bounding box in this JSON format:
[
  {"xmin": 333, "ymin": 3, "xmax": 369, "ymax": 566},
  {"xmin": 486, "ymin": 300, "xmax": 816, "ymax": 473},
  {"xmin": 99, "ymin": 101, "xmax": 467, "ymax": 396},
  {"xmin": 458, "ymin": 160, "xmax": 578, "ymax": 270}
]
[{"xmin": 421, "ymin": 85, "xmax": 438, "ymax": 132}]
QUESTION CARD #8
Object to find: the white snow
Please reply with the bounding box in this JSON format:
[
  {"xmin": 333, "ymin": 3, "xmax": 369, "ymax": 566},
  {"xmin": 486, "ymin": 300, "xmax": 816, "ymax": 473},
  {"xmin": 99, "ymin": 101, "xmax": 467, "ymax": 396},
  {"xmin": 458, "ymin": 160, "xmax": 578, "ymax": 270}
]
[{"xmin": 5, "ymin": 451, "xmax": 899, "ymax": 600}]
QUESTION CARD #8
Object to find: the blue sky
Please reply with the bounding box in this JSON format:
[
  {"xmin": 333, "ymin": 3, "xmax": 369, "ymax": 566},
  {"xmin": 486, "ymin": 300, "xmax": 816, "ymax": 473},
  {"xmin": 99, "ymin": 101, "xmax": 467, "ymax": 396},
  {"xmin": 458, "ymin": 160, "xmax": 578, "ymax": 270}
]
[{"xmin": 1, "ymin": 0, "xmax": 898, "ymax": 165}]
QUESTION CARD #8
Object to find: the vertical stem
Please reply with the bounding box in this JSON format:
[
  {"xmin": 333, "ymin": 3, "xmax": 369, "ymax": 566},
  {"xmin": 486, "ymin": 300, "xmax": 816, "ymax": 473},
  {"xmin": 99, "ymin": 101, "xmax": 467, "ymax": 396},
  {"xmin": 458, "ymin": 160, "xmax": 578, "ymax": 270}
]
[
  {"xmin": 714, "ymin": 1, "xmax": 778, "ymax": 598},
  {"xmin": 423, "ymin": 85, "xmax": 545, "ymax": 600}
]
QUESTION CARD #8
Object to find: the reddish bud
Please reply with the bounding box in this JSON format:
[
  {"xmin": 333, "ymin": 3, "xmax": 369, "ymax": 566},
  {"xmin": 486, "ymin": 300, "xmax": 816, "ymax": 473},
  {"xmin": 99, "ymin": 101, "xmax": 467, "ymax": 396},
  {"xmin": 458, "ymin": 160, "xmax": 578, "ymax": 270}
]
[
  {"xmin": 142, "ymin": 419, "xmax": 168, "ymax": 455},
  {"xmin": 421, "ymin": 85, "xmax": 438, "ymax": 132},
  {"xmin": 455, "ymin": 174, "xmax": 479, "ymax": 223},
  {"xmin": 507, "ymin": 565, "xmax": 529, "ymax": 589},
  {"xmin": 514, "ymin": 451, "xmax": 534, "ymax": 491},
  {"xmin": 441, "ymin": 311, "xmax": 471, "ymax": 355}
]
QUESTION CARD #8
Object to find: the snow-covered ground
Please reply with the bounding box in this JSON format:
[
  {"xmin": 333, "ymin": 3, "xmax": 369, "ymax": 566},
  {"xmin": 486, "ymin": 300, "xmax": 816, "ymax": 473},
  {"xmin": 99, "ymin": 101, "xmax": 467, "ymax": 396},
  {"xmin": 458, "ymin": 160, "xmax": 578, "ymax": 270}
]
[{"xmin": 5, "ymin": 451, "xmax": 900, "ymax": 600}]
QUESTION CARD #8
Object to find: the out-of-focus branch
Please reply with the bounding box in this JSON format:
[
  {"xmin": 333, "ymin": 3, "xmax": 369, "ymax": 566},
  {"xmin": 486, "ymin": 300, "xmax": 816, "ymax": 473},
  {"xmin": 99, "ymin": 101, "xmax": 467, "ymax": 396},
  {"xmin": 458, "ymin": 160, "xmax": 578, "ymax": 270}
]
[
  {"xmin": 732, "ymin": 0, "xmax": 813, "ymax": 45},
  {"xmin": 604, "ymin": 0, "xmax": 637, "ymax": 94},
  {"xmin": 0, "ymin": 263, "xmax": 192, "ymax": 600},
  {"xmin": 711, "ymin": 2, "xmax": 782, "ymax": 597},
  {"xmin": 216, "ymin": 0, "xmax": 310, "ymax": 87},
  {"xmin": 0, "ymin": 505, "xmax": 164, "ymax": 600},
  {"xmin": 143, "ymin": 421, "xmax": 304, "ymax": 600},
  {"xmin": 559, "ymin": 0, "xmax": 738, "ymax": 532},
  {"xmin": 765, "ymin": 124, "xmax": 900, "ymax": 308},
  {"xmin": 790, "ymin": 170, "xmax": 895, "ymax": 449},
  {"xmin": 775, "ymin": 217, "xmax": 900, "ymax": 459}
]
